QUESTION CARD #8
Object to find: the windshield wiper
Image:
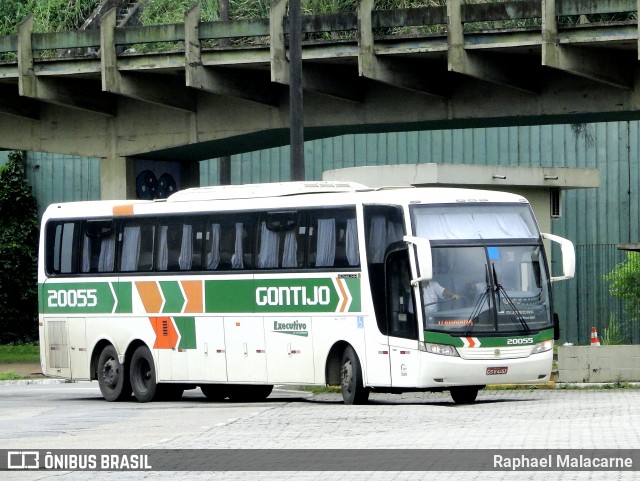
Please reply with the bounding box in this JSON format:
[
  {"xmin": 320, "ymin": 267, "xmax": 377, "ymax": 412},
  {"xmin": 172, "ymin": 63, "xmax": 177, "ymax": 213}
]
[
  {"xmin": 492, "ymin": 264, "xmax": 530, "ymax": 335},
  {"xmin": 464, "ymin": 266, "xmax": 492, "ymax": 336}
]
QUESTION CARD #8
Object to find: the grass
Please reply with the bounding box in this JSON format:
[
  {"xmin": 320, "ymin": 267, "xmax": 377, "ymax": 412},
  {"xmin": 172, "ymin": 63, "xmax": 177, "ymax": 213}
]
[
  {"xmin": 0, "ymin": 371, "xmax": 30, "ymax": 381},
  {"xmin": 0, "ymin": 343, "xmax": 39, "ymax": 363}
]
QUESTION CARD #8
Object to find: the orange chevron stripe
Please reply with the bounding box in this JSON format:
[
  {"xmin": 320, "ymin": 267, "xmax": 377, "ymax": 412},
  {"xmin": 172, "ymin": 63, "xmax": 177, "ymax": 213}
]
[
  {"xmin": 136, "ymin": 281, "xmax": 163, "ymax": 313},
  {"xmin": 336, "ymin": 278, "xmax": 348, "ymax": 312},
  {"xmin": 181, "ymin": 280, "xmax": 203, "ymax": 313},
  {"xmin": 150, "ymin": 317, "xmax": 179, "ymax": 349}
]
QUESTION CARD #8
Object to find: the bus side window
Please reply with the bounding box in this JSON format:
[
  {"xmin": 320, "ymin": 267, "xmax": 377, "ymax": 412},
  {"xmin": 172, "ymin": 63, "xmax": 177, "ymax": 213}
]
[
  {"xmin": 257, "ymin": 211, "xmax": 300, "ymax": 269},
  {"xmin": 156, "ymin": 217, "xmax": 201, "ymax": 272},
  {"xmin": 363, "ymin": 205, "xmax": 404, "ymax": 267},
  {"xmin": 119, "ymin": 220, "xmax": 155, "ymax": 272},
  {"xmin": 46, "ymin": 221, "xmax": 79, "ymax": 275},
  {"xmin": 205, "ymin": 214, "xmax": 254, "ymax": 271},
  {"xmin": 81, "ymin": 220, "xmax": 115, "ymax": 273},
  {"xmin": 308, "ymin": 208, "xmax": 359, "ymax": 269}
]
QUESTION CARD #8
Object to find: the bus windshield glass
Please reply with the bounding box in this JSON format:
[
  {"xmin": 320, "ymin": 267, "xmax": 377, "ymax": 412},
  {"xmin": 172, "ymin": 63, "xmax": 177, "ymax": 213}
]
[{"xmin": 410, "ymin": 204, "xmax": 551, "ymax": 335}]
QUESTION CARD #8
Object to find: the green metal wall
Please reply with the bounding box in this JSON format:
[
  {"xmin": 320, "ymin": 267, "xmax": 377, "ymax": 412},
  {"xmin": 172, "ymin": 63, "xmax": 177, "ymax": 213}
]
[{"xmin": 25, "ymin": 152, "xmax": 101, "ymax": 218}]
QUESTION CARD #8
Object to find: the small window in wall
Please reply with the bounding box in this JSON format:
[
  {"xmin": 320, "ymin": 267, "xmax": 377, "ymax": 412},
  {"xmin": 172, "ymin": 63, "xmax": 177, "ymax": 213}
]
[
  {"xmin": 551, "ymin": 189, "xmax": 562, "ymax": 218},
  {"xmin": 118, "ymin": 219, "xmax": 156, "ymax": 272},
  {"xmin": 80, "ymin": 220, "xmax": 115, "ymax": 273}
]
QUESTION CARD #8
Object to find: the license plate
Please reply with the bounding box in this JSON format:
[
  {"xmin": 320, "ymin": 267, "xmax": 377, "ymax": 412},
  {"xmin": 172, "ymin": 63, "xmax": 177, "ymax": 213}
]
[{"xmin": 486, "ymin": 367, "xmax": 508, "ymax": 375}]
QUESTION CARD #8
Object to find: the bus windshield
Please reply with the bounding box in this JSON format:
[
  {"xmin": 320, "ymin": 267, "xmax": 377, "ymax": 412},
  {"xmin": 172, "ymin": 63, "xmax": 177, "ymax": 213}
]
[{"xmin": 410, "ymin": 204, "xmax": 551, "ymax": 335}]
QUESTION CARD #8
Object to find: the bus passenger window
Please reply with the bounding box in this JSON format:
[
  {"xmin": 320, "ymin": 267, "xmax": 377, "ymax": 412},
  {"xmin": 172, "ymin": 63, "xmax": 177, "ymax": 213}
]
[
  {"xmin": 119, "ymin": 221, "xmax": 155, "ymax": 272},
  {"xmin": 47, "ymin": 221, "xmax": 79, "ymax": 275},
  {"xmin": 156, "ymin": 217, "xmax": 200, "ymax": 272},
  {"xmin": 308, "ymin": 209, "xmax": 359, "ymax": 269},
  {"xmin": 81, "ymin": 220, "xmax": 115, "ymax": 273},
  {"xmin": 257, "ymin": 211, "xmax": 300, "ymax": 269},
  {"xmin": 205, "ymin": 215, "xmax": 253, "ymax": 270}
]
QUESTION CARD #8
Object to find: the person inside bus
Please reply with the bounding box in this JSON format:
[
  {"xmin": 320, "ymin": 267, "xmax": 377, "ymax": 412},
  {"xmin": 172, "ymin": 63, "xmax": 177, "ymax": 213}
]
[
  {"xmin": 400, "ymin": 265, "xmax": 461, "ymax": 321},
  {"xmin": 422, "ymin": 279, "xmax": 462, "ymax": 327}
]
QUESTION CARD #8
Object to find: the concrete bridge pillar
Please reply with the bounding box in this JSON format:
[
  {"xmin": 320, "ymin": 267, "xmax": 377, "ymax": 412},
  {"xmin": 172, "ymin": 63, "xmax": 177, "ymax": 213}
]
[{"xmin": 100, "ymin": 155, "xmax": 135, "ymax": 200}]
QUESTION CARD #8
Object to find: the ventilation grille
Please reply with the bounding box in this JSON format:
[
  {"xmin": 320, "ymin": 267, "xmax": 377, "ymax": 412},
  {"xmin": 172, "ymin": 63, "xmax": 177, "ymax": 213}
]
[
  {"xmin": 551, "ymin": 189, "xmax": 562, "ymax": 218},
  {"xmin": 47, "ymin": 320, "xmax": 69, "ymax": 369}
]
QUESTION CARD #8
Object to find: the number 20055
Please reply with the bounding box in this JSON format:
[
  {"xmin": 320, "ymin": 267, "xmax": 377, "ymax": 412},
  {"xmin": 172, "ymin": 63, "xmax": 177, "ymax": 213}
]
[{"xmin": 47, "ymin": 289, "xmax": 98, "ymax": 308}]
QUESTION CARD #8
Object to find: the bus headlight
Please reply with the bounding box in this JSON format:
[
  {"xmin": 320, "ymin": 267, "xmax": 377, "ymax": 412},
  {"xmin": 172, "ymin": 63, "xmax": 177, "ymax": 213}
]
[
  {"xmin": 424, "ymin": 343, "xmax": 459, "ymax": 357},
  {"xmin": 531, "ymin": 340, "xmax": 554, "ymax": 355}
]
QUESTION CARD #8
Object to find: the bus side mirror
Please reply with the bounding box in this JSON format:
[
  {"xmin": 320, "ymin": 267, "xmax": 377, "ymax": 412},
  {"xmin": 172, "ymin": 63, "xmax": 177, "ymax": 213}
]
[
  {"xmin": 541, "ymin": 233, "xmax": 575, "ymax": 282},
  {"xmin": 403, "ymin": 235, "xmax": 432, "ymax": 284}
]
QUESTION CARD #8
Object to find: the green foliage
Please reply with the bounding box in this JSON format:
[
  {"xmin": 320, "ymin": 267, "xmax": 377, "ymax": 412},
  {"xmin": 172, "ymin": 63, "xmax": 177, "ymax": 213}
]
[
  {"xmin": 0, "ymin": 343, "xmax": 39, "ymax": 363},
  {"xmin": 0, "ymin": 151, "xmax": 39, "ymax": 343},
  {"xmin": 0, "ymin": 371, "xmax": 29, "ymax": 381},
  {"xmin": 603, "ymin": 252, "xmax": 640, "ymax": 344},
  {"xmin": 602, "ymin": 316, "xmax": 629, "ymax": 345},
  {"xmin": 0, "ymin": 0, "xmax": 99, "ymax": 35}
]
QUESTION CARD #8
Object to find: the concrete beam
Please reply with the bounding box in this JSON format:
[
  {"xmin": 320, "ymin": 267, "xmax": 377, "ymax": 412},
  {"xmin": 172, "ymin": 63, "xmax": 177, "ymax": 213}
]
[
  {"xmin": 17, "ymin": 15, "xmax": 115, "ymax": 116},
  {"xmin": 542, "ymin": 0, "xmax": 632, "ymax": 89},
  {"xmin": 0, "ymin": 83, "xmax": 39, "ymax": 119},
  {"xmin": 269, "ymin": 0, "xmax": 362, "ymax": 103},
  {"xmin": 447, "ymin": 0, "xmax": 539, "ymax": 93},
  {"xmin": 101, "ymin": 8, "xmax": 197, "ymax": 112},
  {"xmin": 185, "ymin": 3, "xmax": 279, "ymax": 107},
  {"xmin": 357, "ymin": 0, "xmax": 449, "ymax": 98}
]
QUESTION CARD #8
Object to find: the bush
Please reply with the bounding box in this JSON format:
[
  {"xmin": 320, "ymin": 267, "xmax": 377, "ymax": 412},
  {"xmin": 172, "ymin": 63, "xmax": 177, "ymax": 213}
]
[
  {"xmin": 603, "ymin": 252, "xmax": 640, "ymax": 343},
  {"xmin": 0, "ymin": 151, "xmax": 39, "ymax": 343}
]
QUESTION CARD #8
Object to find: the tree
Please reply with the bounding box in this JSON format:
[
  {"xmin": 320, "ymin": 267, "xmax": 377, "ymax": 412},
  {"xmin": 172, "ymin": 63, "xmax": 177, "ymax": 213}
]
[
  {"xmin": 603, "ymin": 252, "xmax": 640, "ymax": 344},
  {"xmin": 0, "ymin": 151, "xmax": 39, "ymax": 342}
]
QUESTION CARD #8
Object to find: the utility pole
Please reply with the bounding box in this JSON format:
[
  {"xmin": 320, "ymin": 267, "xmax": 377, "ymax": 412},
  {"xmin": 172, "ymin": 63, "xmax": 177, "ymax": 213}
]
[
  {"xmin": 219, "ymin": 0, "xmax": 231, "ymax": 184},
  {"xmin": 289, "ymin": 0, "xmax": 304, "ymax": 181}
]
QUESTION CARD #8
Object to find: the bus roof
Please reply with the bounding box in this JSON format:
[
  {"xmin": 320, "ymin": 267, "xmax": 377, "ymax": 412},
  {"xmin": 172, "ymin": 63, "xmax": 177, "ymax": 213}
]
[
  {"xmin": 41, "ymin": 183, "xmax": 530, "ymax": 220},
  {"xmin": 167, "ymin": 181, "xmax": 371, "ymax": 202}
]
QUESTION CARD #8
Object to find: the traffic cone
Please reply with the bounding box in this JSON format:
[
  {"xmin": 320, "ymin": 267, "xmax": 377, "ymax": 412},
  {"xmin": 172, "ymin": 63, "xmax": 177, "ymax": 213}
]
[{"xmin": 590, "ymin": 326, "xmax": 601, "ymax": 346}]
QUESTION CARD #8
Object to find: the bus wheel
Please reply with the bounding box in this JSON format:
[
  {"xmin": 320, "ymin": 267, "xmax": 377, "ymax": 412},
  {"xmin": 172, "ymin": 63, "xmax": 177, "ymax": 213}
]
[
  {"xmin": 201, "ymin": 384, "xmax": 229, "ymax": 402},
  {"xmin": 450, "ymin": 386, "xmax": 480, "ymax": 404},
  {"xmin": 340, "ymin": 346, "xmax": 369, "ymax": 405},
  {"xmin": 130, "ymin": 345, "xmax": 157, "ymax": 403},
  {"xmin": 227, "ymin": 385, "xmax": 273, "ymax": 402},
  {"xmin": 97, "ymin": 345, "xmax": 131, "ymax": 402}
]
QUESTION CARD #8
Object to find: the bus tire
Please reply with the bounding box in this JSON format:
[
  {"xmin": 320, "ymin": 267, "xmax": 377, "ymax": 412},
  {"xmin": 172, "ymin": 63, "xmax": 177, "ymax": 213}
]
[
  {"xmin": 227, "ymin": 385, "xmax": 273, "ymax": 402},
  {"xmin": 97, "ymin": 345, "xmax": 131, "ymax": 402},
  {"xmin": 130, "ymin": 345, "xmax": 157, "ymax": 403},
  {"xmin": 340, "ymin": 346, "xmax": 369, "ymax": 405},
  {"xmin": 450, "ymin": 386, "xmax": 480, "ymax": 404},
  {"xmin": 200, "ymin": 384, "xmax": 229, "ymax": 402}
]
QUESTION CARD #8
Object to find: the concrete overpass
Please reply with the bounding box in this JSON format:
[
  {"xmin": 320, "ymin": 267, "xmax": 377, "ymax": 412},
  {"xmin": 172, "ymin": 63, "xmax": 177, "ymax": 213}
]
[{"xmin": 0, "ymin": 0, "xmax": 639, "ymax": 198}]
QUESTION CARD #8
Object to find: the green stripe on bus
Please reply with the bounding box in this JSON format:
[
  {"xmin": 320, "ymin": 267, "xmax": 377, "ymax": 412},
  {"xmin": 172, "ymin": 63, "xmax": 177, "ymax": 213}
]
[
  {"xmin": 160, "ymin": 281, "xmax": 184, "ymax": 313},
  {"xmin": 204, "ymin": 277, "xmax": 361, "ymax": 313},
  {"xmin": 174, "ymin": 317, "xmax": 197, "ymax": 349},
  {"xmin": 424, "ymin": 328, "xmax": 554, "ymax": 347}
]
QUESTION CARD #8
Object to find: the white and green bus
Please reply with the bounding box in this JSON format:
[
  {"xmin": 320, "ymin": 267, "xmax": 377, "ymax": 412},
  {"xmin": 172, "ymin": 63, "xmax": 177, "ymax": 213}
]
[{"xmin": 38, "ymin": 181, "xmax": 574, "ymax": 404}]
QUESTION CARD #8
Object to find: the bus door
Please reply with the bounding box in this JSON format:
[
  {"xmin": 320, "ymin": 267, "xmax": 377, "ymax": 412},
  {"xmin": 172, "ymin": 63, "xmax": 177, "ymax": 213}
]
[
  {"xmin": 264, "ymin": 316, "xmax": 315, "ymax": 384},
  {"xmin": 385, "ymin": 249, "xmax": 422, "ymax": 387},
  {"xmin": 224, "ymin": 316, "xmax": 268, "ymax": 382}
]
